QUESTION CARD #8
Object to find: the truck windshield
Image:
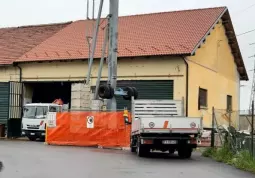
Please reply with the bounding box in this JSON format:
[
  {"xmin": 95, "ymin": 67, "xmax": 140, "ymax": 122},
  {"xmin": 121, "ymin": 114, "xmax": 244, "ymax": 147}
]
[{"xmin": 23, "ymin": 106, "xmax": 48, "ymax": 119}]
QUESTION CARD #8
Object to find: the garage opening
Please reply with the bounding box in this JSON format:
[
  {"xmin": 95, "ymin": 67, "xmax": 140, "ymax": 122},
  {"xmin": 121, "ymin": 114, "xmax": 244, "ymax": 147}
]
[{"xmin": 24, "ymin": 82, "xmax": 72, "ymax": 109}]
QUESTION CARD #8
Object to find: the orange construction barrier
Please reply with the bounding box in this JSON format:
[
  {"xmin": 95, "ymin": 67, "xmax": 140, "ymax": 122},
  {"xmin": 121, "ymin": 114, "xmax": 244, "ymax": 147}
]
[{"xmin": 46, "ymin": 111, "xmax": 131, "ymax": 148}]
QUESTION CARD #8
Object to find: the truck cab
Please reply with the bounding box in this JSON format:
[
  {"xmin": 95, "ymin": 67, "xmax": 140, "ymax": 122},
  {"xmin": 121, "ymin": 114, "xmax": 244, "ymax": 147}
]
[{"xmin": 21, "ymin": 103, "xmax": 62, "ymax": 141}]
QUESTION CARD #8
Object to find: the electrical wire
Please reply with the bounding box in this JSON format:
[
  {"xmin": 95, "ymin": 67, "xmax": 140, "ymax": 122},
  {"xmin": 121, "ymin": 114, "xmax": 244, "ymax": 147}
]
[
  {"xmin": 237, "ymin": 28, "xmax": 255, "ymax": 37},
  {"xmin": 234, "ymin": 3, "xmax": 255, "ymax": 16}
]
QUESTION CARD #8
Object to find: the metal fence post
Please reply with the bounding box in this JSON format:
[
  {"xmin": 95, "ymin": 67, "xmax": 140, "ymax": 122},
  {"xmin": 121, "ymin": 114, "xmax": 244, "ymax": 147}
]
[
  {"xmin": 252, "ymin": 100, "xmax": 254, "ymax": 158},
  {"xmin": 211, "ymin": 107, "xmax": 215, "ymax": 147},
  {"xmin": 228, "ymin": 110, "xmax": 231, "ymax": 128}
]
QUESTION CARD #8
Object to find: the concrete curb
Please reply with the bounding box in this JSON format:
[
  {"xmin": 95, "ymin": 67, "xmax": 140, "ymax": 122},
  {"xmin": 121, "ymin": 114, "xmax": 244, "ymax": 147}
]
[
  {"xmin": 99, "ymin": 146, "xmax": 130, "ymax": 151},
  {"xmin": 44, "ymin": 142, "xmax": 129, "ymax": 151},
  {"xmin": 0, "ymin": 137, "xmax": 29, "ymax": 141}
]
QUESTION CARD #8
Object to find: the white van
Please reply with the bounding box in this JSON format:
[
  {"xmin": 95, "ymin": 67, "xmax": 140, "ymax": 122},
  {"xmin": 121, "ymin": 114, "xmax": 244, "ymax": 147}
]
[{"xmin": 21, "ymin": 103, "xmax": 62, "ymax": 141}]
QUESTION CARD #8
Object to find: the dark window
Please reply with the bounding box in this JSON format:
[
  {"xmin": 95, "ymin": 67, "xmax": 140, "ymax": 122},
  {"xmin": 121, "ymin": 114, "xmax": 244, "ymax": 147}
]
[
  {"xmin": 198, "ymin": 88, "xmax": 207, "ymax": 109},
  {"xmin": 227, "ymin": 95, "xmax": 232, "ymax": 111}
]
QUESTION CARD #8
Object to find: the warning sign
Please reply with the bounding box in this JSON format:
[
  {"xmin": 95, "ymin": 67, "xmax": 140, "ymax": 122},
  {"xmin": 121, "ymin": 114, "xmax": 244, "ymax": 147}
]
[
  {"xmin": 87, "ymin": 116, "xmax": 94, "ymax": 128},
  {"xmin": 47, "ymin": 112, "xmax": 57, "ymax": 128}
]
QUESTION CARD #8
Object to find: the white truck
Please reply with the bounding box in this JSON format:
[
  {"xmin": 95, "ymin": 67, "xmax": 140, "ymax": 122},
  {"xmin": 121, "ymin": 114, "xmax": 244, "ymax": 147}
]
[
  {"xmin": 129, "ymin": 99, "xmax": 202, "ymax": 158},
  {"xmin": 21, "ymin": 103, "xmax": 62, "ymax": 141}
]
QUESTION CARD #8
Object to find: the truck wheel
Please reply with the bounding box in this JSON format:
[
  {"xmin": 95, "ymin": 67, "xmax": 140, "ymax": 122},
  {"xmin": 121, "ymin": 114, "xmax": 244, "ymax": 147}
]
[
  {"xmin": 130, "ymin": 137, "xmax": 136, "ymax": 153},
  {"xmin": 178, "ymin": 148, "xmax": 192, "ymax": 159},
  {"xmin": 169, "ymin": 148, "xmax": 175, "ymax": 154},
  {"xmin": 0, "ymin": 161, "xmax": 3, "ymax": 172},
  {"xmin": 28, "ymin": 137, "xmax": 37, "ymax": 141},
  {"xmin": 136, "ymin": 142, "xmax": 150, "ymax": 157},
  {"xmin": 131, "ymin": 146, "xmax": 136, "ymax": 153}
]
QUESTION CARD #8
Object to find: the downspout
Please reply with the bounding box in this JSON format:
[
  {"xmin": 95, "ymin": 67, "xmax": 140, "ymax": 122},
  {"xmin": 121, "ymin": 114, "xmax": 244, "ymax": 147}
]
[
  {"xmin": 13, "ymin": 63, "xmax": 22, "ymax": 82},
  {"xmin": 15, "ymin": 64, "xmax": 22, "ymax": 82},
  {"xmin": 181, "ymin": 56, "xmax": 189, "ymax": 117}
]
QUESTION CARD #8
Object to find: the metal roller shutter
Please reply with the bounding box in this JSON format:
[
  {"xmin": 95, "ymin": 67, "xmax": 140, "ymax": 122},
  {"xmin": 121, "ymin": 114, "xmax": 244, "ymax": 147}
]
[
  {"xmin": 0, "ymin": 83, "xmax": 9, "ymax": 125},
  {"xmin": 94, "ymin": 80, "xmax": 174, "ymax": 110}
]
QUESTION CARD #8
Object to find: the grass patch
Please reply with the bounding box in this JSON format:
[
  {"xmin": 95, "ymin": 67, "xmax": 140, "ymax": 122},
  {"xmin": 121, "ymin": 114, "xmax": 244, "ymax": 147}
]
[
  {"xmin": 202, "ymin": 146, "xmax": 255, "ymax": 174},
  {"xmin": 232, "ymin": 151, "xmax": 255, "ymax": 173},
  {"xmin": 202, "ymin": 147, "xmax": 216, "ymax": 157}
]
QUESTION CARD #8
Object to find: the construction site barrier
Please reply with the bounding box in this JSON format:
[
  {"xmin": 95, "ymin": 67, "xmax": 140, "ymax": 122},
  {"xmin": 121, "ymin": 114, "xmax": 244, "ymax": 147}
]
[{"xmin": 46, "ymin": 111, "xmax": 131, "ymax": 148}]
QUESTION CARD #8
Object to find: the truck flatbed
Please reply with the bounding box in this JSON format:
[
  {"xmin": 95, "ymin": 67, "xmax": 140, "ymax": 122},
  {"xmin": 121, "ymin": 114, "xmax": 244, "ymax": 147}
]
[{"xmin": 129, "ymin": 99, "xmax": 203, "ymax": 158}]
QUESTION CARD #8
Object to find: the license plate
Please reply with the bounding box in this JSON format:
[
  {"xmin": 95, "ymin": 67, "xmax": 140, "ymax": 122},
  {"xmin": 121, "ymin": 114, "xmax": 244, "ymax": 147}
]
[
  {"xmin": 30, "ymin": 133, "xmax": 35, "ymax": 136},
  {"xmin": 162, "ymin": 140, "xmax": 177, "ymax": 144}
]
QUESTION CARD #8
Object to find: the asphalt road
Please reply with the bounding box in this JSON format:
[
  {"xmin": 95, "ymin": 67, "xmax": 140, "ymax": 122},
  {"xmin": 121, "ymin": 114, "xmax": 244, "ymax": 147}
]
[{"xmin": 0, "ymin": 140, "xmax": 254, "ymax": 178}]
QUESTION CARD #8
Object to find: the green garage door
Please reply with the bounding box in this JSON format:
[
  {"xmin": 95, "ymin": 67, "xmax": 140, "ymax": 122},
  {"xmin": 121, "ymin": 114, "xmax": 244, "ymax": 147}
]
[
  {"xmin": 0, "ymin": 83, "xmax": 10, "ymax": 125},
  {"xmin": 95, "ymin": 80, "xmax": 174, "ymax": 110},
  {"xmin": 0, "ymin": 82, "xmax": 23, "ymax": 137}
]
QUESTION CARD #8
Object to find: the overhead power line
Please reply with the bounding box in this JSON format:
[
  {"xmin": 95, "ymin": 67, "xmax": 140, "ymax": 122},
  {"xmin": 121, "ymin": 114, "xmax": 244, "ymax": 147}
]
[
  {"xmin": 237, "ymin": 28, "xmax": 255, "ymax": 37},
  {"xmin": 234, "ymin": 3, "xmax": 255, "ymax": 16}
]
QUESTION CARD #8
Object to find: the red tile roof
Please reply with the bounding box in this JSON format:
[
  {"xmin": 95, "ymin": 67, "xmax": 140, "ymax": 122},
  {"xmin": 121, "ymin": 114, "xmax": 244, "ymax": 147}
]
[
  {"xmin": 0, "ymin": 22, "xmax": 71, "ymax": 65},
  {"xmin": 0, "ymin": 6, "xmax": 248, "ymax": 80},
  {"xmin": 17, "ymin": 7, "xmax": 226, "ymax": 62}
]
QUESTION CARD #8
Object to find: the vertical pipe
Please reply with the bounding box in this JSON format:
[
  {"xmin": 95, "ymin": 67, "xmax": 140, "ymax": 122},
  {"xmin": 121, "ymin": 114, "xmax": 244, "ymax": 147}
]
[
  {"xmin": 94, "ymin": 24, "xmax": 109, "ymax": 99},
  {"xmin": 251, "ymin": 100, "xmax": 254, "ymax": 157},
  {"xmin": 211, "ymin": 106, "xmax": 215, "ymax": 148},
  {"xmin": 181, "ymin": 56, "xmax": 189, "ymax": 117},
  {"xmin": 229, "ymin": 110, "xmax": 231, "ymax": 128},
  {"xmin": 109, "ymin": 0, "xmax": 118, "ymax": 90},
  {"xmin": 85, "ymin": 0, "xmax": 104, "ymax": 84}
]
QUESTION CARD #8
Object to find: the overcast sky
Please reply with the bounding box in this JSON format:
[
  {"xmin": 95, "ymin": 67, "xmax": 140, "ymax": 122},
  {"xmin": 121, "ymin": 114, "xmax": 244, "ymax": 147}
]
[{"xmin": 1, "ymin": 0, "xmax": 255, "ymax": 110}]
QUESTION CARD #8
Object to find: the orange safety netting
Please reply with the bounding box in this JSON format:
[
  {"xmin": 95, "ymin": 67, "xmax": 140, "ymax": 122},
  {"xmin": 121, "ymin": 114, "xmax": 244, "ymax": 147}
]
[{"xmin": 46, "ymin": 111, "xmax": 131, "ymax": 148}]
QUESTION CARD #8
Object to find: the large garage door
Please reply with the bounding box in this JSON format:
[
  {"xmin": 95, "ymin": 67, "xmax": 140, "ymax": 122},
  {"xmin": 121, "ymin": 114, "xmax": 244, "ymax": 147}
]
[
  {"xmin": 0, "ymin": 83, "xmax": 10, "ymax": 125},
  {"xmin": 94, "ymin": 80, "xmax": 174, "ymax": 110},
  {"xmin": 0, "ymin": 82, "xmax": 23, "ymax": 137}
]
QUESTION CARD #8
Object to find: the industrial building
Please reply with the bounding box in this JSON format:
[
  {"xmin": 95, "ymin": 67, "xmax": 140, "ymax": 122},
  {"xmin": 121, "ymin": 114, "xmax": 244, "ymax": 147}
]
[{"xmin": 0, "ymin": 6, "xmax": 248, "ymax": 136}]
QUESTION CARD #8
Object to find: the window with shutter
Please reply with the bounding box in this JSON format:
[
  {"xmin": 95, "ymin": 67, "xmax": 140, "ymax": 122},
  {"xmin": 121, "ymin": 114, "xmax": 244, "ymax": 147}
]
[
  {"xmin": 227, "ymin": 95, "xmax": 232, "ymax": 111},
  {"xmin": 198, "ymin": 87, "xmax": 207, "ymax": 109}
]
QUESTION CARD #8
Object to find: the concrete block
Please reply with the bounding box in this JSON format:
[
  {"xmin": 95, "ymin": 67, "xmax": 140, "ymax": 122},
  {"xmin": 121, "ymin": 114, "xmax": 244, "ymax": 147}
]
[
  {"xmin": 91, "ymin": 100, "xmax": 103, "ymax": 111},
  {"xmin": 72, "ymin": 99, "xmax": 90, "ymax": 107},
  {"xmin": 71, "ymin": 83, "xmax": 91, "ymax": 92},
  {"xmin": 71, "ymin": 94, "xmax": 91, "ymax": 100}
]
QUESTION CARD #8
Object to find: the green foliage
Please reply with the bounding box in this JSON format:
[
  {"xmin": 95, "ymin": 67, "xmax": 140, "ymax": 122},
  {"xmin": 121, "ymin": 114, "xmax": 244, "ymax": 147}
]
[
  {"xmin": 202, "ymin": 146, "xmax": 255, "ymax": 174},
  {"xmin": 212, "ymin": 144, "xmax": 234, "ymax": 164},
  {"xmin": 232, "ymin": 150, "xmax": 255, "ymax": 173},
  {"xmin": 202, "ymin": 147, "xmax": 216, "ymax": 157}
]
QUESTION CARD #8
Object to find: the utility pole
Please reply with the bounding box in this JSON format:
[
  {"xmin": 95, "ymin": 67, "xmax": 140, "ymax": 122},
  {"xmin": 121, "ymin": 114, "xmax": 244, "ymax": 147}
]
[
  {"xmin": 249, "ymin": 60, "xmax": 255, "ymax": 114},
  {"xmin": 85, "ymin": 0, "xmax": 119, "ymax": 111},
  {"xmin": 107, "ymin": 0, "xmax": 119, "ymax": 111},
  {"xmin": 252, "ymin": 100, "xmax": 254, "ymax": 158}
]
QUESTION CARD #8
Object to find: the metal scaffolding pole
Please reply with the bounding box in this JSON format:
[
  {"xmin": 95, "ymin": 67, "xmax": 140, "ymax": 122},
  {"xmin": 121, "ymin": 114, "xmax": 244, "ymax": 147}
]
[
  {"xmin": 107, "ymin": 0, "xmax": 119, "ymax": 111},
  {"xmin": 94, "ymin": 24, "xmax": 109, "ymax": 99},
  {"xmin": 85, "ymin": 0, "xmax": 104, "ymax": 85}
]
